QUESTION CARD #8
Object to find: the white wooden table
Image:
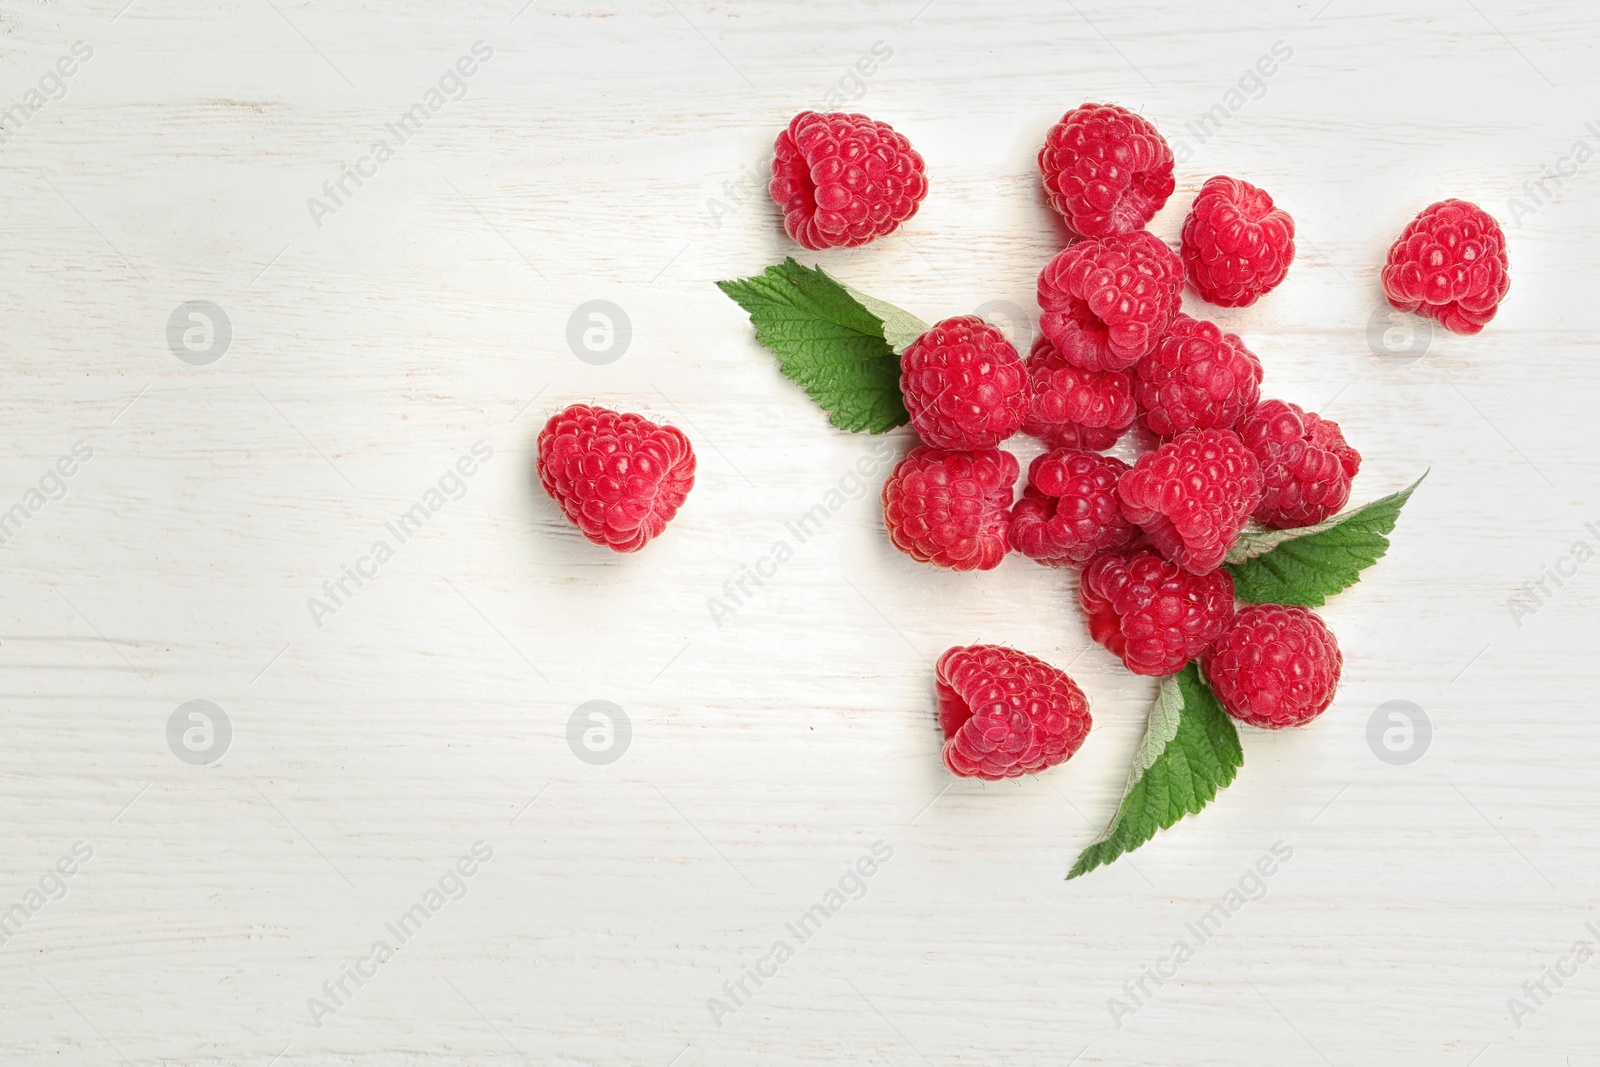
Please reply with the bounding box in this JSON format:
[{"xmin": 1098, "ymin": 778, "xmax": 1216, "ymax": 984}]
[{"xmin": 2, "ymin": 0, "xmax": 1596, "ymax": 1063}]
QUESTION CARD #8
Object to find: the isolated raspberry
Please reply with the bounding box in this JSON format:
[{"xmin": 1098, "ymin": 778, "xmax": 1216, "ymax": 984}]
[
  {"xmin": 882, "ymin": 447, "xmax": 1017, "ymax": 571},
  {"xmin": 1180, "ymin": 176, "xmax": 1296, "ymax": 307},
  {"xmin": 1037, "ymin": 230, "xmax": 1184, "ymax": 372},
  {"xmin": 769, "ymin": 111, "xmax": 928, "ymax": 250},
  {"xmin": 1203, "ymin": 605, "xmax": 1342, "ymax": 729},
  {"xmin": 1118, "ymin": 429, "xmax": 1262, "ymax": 574},
  {"xmin": 900, "ymin": 316, "xmax": 1028, "ymax": 449},
  {"xmin": 1038, "ymin": 103, "xmax": 1175, "ymax": 238},
  {"xmin": 537, "ymin": 404, "xmax": 696, "ymax": 552},
  {"xmin": 937, "ymin": 644, "xmax": 1092, "ymax": 780},
  {"xmin": 1238, "ymin": 400, "xmax": 1361, "ymax": 529},
  {"xmin": 1381, "ymin": 199, "xmax": 1510, "ymax": 335},
  {"xmin": 1022, "ymin": 335, "xmax": 1136, "ymax": 450},
  {"xmin": 1134, "ymin": 313, "xmax": 1263, "ymax": 438},
  {"xmin": 1010, "ymin": 449, "xmax": 1138, "ymax": 567},
  {"xmin": 1079, "ymin": 548, "xmax": 1236, "ymax": 676}
]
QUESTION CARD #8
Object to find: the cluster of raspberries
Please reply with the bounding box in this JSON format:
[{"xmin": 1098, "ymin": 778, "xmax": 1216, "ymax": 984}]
[
  {"xmin": 884, "ymin": 302, "xmax": 1355, "ymax": 758},
  {"xmin": 536, "ymin": 103, "xmax": 1507, "ymax": 783},
  {"xmin": 860, "ymin": 99, "xmax": 1502, "ymax": 780}
]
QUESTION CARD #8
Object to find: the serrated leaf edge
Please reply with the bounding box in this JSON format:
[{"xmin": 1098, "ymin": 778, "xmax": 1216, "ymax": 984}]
[
  {"xmin": 1067, "ymin": 664, "xmax": 1242, "ymax": 880},
  {"xmin": 1225, "ymin": 472, "xmax": 1428, "ymax": 565},
  {"xmin": 716, "ymin": 259, "xmax": 926, "ymax": 433}
]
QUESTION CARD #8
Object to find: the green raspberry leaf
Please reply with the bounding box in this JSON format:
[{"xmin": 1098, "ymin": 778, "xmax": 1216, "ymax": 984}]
[
  {"xmin": 1224, "ymin": 473, "xmax": 1427, "ymax": 607},
  {"xmin": 716, "ymin": 258, "xmax": 927, "ymax": 433},
  {"xmin": 841, "ymin": 283, "xmax": 929, "ymax": 355},
  {"xmin": 1068, "ymin": 664, "xmax": 1242, "ymax": 880}
]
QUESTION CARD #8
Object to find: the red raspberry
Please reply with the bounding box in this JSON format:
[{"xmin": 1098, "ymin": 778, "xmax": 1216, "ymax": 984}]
[
  {"xmin": 900, "ymin": 316, "xmax": 1028, "ymax": 449},
  {"xmin": 1117, "ymin": 429, "xmax": 1262, "ymax": 574},
  {"xmin": 537, "ymin": 404, "xmax": 696, "ymax": 552},
  {"xmin": 938, "ymin": 644, "xmax": 1092, "ymax": 780},
  {"xmin": 1037, "ymin": 103, "xmax": 1175, "ymax": 238},
  {"xmin": 882, "ymin": 447, "xmax": 1017, "ymax": 571},
  {"xmin": 1022, "ymin": 335, "xmax": 1136, "ymax": 450},
  {"xmin": 1238, "ymin": 399, "xmax": 1361, "ymax": 529},
  {"xmin": 1032, "ymin": 423, "xmax": 1120, "ymax": 451},
  {"xmin": 1180, "ymin": 176, "xmax": 1296, "ymax": 307},
  {"xmin": 1203, "ymin": 605, "xmax": 1342, "ymax": 729},
  {"xmin": 1079, "ymin": 548, "xmax": 1236, "ymax": 676},
  {"xmin": 1134, "ymin": 313, "xmax": 1263, "ymax": 438},
  {"xmin": 1381, "ymin": 199, "xmax": 1510, "ymax": 335},
  {"xmin": 1010, "ymin": 449, "xmax": 1138, "ymax": 567},
  {"xmin": 768, "ymin": 111, "xmax": 928, "ymax": 250},
  {"xmin": 1036, "ymin": 230, "xmax": 1183, "ymax": 372}
]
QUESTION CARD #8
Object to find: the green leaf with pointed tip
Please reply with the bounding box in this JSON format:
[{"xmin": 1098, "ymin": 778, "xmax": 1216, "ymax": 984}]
[
  {"xmin": 1224, "ymin": 473, "xmax": 1426, "ymax": 607},
  {"xmin": 1068, "ymin": 664, "xmax": 1242, "ymax": 880},
  {"xmin": 716, "ymin": 258, "xmax": 927, "ymax": 433}
]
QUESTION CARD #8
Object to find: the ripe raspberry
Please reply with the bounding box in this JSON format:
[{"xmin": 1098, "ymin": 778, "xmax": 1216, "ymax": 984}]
[
  {"xmin": 1118, "ymin": 429, "xmax": 1262, "ymax": 574},
  {"xmin": 1238, "ymin": 399, "xmax": 1361, "ymax": 529},
  {"xmin": 1022, "ymin": 335, "xmax": 1136, "ymax": 450},
  {"xmin": 1037, "ymin": 230, "xmax": 1183, "ymax": 372},
  {"xmin": 938, "ymin": 644, "xmax": 1092, "ymax": 780},
  {"xmin": 1032, "ymin": 423, "xmax": 1121, "ymax": 452},
  {"xmin": 1133, "ymin": 313, "xmax": 1263, "ymax": 438},
  {"xmin": 768, "ymin": 111, "xmax": 928, "ymax": 250},
  {"xmin": 1180, "ymin": 176, "xmax": 1296, "ymax": 307},
  {"xmin": 1010, "ymin": 449, "xmax": 1138, "ymax": 567},
  {"xmin": 900, "ymin": 316, "xmax": 1028, "ymax": 449},
  {"xmin": 1079, "ymin": 548, "xmax": 1236, "ymax": 676},
  {"xmin": 882, "ymin": 447, "xmax": 1017, "ymax": 571},
  {"xmin": 1203, "ymin": 605, "xmax": 1342, "ymax": 729},
  {"xmin": 537, "ymin": 404, "xmax": 696, "ymax": 552},
  {"xmin": 1038, "ymin": 103, "xmax": 1175, "ymax": 238},
  {"xmin": 1381, "ymin": 199, "xmax": 1510, "ymax": 335}
]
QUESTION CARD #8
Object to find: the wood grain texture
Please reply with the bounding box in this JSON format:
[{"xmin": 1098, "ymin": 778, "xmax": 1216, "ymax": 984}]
[{"xmin": 1, "ymin": 0, "xmax": 1597, "ymax": 1063}]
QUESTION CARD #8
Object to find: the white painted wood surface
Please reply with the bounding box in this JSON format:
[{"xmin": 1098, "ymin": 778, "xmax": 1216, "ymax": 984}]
[{"xmin": 2, "ymin": 0, "xmax": 1597, "ymax": 1063}]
